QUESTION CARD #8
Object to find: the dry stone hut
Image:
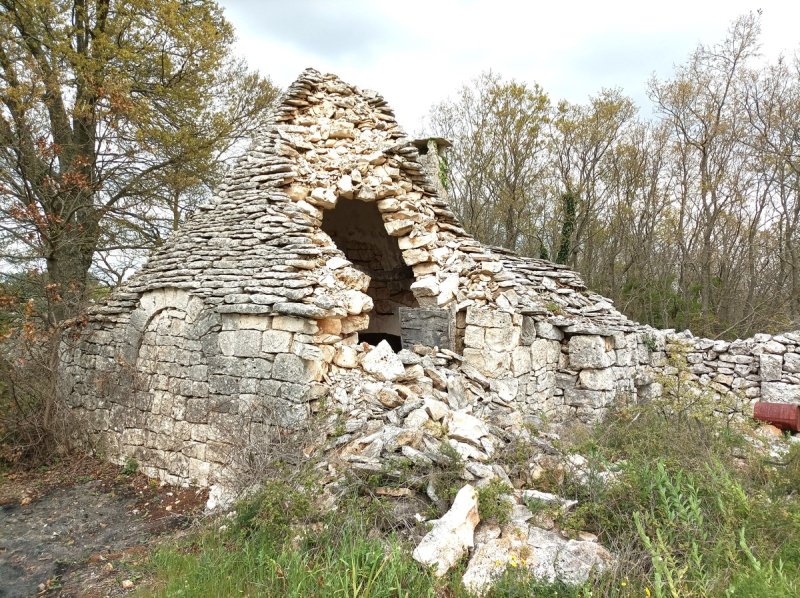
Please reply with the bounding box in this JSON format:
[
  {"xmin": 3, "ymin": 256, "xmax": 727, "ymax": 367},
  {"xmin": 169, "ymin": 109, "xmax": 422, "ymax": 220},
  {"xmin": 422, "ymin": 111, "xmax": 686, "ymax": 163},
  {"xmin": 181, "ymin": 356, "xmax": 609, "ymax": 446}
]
[{"xmin": 59, "ymin": 69, "xmax": 800, "ymax": 490}]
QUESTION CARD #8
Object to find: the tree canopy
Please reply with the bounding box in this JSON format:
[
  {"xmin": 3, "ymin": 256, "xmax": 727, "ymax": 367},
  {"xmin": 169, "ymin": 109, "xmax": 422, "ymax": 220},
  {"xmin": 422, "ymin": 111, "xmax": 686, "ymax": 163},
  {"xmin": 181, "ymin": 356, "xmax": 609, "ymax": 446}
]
[
  {"xmin": 0, "ymin": 0, "xmax": 278, "ymax": 321},
  {"xmin": 429, "ymin": 13, "xmax": 800, "ymax": 339}
]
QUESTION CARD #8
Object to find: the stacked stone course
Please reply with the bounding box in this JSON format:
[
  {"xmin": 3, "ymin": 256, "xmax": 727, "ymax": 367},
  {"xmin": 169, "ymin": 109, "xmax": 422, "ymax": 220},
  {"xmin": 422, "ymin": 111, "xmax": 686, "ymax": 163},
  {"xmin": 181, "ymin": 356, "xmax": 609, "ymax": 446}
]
[{"xmin": 59, "ymin": 69, "xmax": 800, "ymax": 491}]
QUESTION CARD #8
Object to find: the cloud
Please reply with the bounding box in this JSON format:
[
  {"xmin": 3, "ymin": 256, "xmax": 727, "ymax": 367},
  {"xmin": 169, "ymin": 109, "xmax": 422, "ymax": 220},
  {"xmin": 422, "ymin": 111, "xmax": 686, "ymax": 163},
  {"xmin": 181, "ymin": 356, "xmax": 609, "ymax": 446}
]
[
  {"xmin": 225, "ymin": 1, "xmax": 399, "ymax": 60},
  {"xmin": 221, "ymin": 0, "xmax": 800, "ymax": 131}
]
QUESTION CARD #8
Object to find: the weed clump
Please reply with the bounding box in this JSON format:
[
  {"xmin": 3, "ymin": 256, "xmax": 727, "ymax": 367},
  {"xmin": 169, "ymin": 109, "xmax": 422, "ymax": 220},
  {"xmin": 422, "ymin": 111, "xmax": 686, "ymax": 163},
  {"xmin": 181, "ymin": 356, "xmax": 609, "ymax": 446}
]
[{"xmin": 477, "ymin": 479, "xmax": 513, "ymax": 525}]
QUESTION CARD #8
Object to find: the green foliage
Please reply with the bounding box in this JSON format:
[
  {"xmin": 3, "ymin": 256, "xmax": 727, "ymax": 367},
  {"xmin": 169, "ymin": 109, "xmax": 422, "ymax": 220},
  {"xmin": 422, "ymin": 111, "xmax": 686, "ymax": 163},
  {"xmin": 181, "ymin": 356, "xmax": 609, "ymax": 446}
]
[
  {"xmin": 144, "ymin": 483, "xmax": 592, "ymax": 598},
  {"xmin": 477, "ymin": 479, "xmax": 513, "ymax": 525},
  {"xmin": 430, "ymin": 441, "xmax": 467, "ymax": 507},
  {"xmin": 641, "ymin": 333, "xmax": 658, "ymax": 353},
  {"xmin": 496, "ymin": 431, "xmax": 538, "ymax": 485},
  {"xmin": 0, "ymin": 0, "xmax": 278, "ymax": 319},
  {"xmin": 147, "ymin": 501, "xmax": 438, "ymax": 597},
  {"xmin": 437, "ymin": 148, "xmax": 450, "ymax": 191},
  {"xmin": 121, "ymin": 457, "xmax": 139, "ymax": 476},
  {"xmin": 550, "ymin": 393, "xmax": 800, "ymax": 597},
  {"xmin": 556, "ymin": 191, "xmax": 577, "ymax": 265},
  {"xmin": 544, "ymin": 301, "xmax": 564, "ymax": 316},
  {"xmin": 234, "ymin": 479, "xmax": 314, "ymax": 545}
]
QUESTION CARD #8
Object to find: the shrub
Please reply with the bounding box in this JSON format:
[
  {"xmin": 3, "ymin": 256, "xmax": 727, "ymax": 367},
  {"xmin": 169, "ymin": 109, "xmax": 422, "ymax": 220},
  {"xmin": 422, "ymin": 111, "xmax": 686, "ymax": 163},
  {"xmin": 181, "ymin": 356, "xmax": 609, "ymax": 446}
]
[
  {"xmin": 477, "ymin": 479, "xmax": 513, "ymax": 525},
  {"xmin": 0, "ymin": 322, "xmax": 68, "ymax": 467},
  {"xmin": 121, "ymin": 458, "xmax": 139, "ymax": 476},
  {"xmin": 557, "ymin": 395, "xmax": 800, "ymax": 597}
]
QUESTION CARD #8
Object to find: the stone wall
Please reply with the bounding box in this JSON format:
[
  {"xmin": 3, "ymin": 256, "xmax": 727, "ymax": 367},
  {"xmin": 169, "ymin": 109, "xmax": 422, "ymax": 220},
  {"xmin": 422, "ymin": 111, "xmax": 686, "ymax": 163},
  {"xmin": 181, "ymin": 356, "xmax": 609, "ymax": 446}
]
[
  {"xmin": 60, "ymin": 288, "xmax": 329, "ymax": 487},
  {"xmin": 58, "ymin": 69, "xmax": 800, "ymax": 495}
]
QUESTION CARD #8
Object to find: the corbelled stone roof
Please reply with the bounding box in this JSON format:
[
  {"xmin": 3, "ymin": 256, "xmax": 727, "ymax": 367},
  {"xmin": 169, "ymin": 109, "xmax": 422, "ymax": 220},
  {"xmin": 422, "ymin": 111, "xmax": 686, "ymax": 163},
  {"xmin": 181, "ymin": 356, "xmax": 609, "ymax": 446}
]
[{"xmin": 90, "ymin": 68, "xmax": 642, "ymax": 334}]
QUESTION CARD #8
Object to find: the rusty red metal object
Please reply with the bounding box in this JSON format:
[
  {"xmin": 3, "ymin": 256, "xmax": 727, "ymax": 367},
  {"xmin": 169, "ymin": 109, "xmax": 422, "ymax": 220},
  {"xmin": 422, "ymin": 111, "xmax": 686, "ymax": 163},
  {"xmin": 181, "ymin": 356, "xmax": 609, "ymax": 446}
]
[{"xmin": 753, "ymin": 401, "xmax": 800, "ymax": 432}]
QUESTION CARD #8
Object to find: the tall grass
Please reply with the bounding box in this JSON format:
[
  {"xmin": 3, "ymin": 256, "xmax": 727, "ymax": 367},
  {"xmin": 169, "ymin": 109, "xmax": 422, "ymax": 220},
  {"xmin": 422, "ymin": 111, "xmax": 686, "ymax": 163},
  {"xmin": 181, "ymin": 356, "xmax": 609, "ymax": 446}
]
[
  {"xmin": 558, "ymin": 403, "xmax": 800, "ymax": 597},
  {"xmin": 142, "ymin": 396, "xmax": 800, "ymax": 597}
]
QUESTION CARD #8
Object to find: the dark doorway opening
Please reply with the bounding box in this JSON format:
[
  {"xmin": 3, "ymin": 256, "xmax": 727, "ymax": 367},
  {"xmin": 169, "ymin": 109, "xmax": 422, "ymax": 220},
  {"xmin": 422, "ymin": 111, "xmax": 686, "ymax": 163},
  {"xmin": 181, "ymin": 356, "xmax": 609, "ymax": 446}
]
[{"xmin": 321, "ymin": 199, "xmax": 418, "ymax": 347}]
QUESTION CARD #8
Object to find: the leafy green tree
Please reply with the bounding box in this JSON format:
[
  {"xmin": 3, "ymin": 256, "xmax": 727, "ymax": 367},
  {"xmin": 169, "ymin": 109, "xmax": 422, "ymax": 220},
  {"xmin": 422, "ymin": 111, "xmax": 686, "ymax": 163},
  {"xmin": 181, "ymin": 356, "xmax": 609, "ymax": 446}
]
[
  {"xmin": 0, "ymin": 0, "xmax": 278, "ymax": 321},
  {"xmin": 428, "ymin": 72, "xmax": 551, "ymax": 253}
]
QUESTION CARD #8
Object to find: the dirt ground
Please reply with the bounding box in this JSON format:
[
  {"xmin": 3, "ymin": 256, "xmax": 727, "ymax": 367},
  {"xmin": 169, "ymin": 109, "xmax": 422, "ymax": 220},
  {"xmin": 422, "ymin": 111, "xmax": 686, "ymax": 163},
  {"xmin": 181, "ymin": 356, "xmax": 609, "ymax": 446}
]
[{"xmin": 0, "ymin": 457, "xmax": 207, "ymax": 598}]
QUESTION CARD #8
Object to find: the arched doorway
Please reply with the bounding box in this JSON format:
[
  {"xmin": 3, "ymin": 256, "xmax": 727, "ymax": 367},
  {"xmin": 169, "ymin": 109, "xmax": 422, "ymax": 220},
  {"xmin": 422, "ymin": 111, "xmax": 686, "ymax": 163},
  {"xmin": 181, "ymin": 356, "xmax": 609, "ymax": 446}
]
[{"xmin": 321, "ymin": 198, "xmax": 419, "ymax": 350}]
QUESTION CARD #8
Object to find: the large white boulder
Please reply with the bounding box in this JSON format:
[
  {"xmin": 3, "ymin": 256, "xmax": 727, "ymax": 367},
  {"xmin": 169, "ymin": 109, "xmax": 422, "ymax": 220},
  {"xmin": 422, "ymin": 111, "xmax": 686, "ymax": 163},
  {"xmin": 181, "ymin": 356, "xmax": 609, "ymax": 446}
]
[
  {"xmin": 361, "ymin": 340, "xmax": 405, "ymax": 381},
  {"xmin": 412, "ymin": 484, "xmax": 480, "ymax": 576}
]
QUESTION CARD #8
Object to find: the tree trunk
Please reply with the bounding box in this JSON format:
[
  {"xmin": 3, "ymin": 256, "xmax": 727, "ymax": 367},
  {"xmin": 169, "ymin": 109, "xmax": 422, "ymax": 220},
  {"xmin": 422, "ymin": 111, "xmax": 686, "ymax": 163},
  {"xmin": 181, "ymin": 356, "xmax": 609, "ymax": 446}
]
[{"xmin": 45, "ymin": 212, "xmax": 100, "ymax": 322}]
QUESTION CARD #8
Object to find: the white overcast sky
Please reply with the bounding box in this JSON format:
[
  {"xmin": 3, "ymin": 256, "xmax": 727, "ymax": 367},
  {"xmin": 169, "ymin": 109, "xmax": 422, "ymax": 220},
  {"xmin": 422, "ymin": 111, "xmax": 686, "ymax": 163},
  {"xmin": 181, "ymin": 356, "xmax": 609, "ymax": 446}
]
[{"xmin": 219, "ymin": 1, "xmax": 800, "ymax": 133}]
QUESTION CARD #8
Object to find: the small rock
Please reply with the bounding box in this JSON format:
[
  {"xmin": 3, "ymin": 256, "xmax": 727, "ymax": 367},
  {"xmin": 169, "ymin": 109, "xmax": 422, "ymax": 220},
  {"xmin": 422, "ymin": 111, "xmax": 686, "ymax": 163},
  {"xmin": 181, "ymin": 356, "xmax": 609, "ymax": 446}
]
[
  {"xmin": 449, "ymin": 411, "xmax": 490, "ymax": 447},
  {"xmin": 121, "ymin": 579, "xmax": 134, "ymax": 589},
  {"xmin": 522, "ymin": 489, "xmax": 578, "ymax": 511},
  {"xmin": 424, "ymin": 399, "xmax": 450, "ymax": 421},
  {"xmin": 405, "ymin": 407, "xmax": 430, "ymax": 429}
]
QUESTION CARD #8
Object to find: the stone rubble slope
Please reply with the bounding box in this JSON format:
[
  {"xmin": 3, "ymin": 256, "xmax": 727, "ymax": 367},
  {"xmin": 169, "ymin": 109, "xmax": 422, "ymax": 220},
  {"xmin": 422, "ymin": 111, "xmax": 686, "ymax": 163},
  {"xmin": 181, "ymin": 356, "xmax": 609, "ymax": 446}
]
[{"xmin": 315, "ymin": 339, "xmax": 615, "ymax": 591}]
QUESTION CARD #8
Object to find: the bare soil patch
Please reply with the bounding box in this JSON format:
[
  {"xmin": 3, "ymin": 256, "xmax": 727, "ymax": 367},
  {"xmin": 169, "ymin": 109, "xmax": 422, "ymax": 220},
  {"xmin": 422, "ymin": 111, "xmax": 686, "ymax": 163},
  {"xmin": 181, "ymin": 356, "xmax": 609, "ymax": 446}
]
[{"xmin": 0, "ymin": 456, "xmax": 207, "ymax": 597}]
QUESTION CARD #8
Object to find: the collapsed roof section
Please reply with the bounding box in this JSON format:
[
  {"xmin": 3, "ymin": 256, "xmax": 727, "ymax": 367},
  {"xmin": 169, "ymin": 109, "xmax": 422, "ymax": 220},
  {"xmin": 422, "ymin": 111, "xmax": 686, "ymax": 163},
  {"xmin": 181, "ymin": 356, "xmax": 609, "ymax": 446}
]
[{"xmin": 94, "ymin": 68, "xmax": 638, "ymax": 336}]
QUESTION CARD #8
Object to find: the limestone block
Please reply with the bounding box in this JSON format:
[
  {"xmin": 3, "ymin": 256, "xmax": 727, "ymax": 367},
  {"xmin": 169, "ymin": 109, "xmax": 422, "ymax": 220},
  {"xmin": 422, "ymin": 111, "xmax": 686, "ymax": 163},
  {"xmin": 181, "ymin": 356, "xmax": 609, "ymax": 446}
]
[
  {"xmin": 385, "ymin": 219, "xmax": 414, "ymax": 236},
  {"xmin": 462, "ymin": 529, "xmax": 527, "ymax": 595},
  {"xmin": 437, "ymin": 274, "xmax": 460, "ymax": 306},
  {"xmin": 272, "ymin": 316, "xmax": 318, "ymax": 334},
  {"xmin": 784, "ymin": 352, "xmax": 800, "ymax": 374},
  {"xmin": 404, "ymin": 408, "xmax": 430, "ymax": 429},
  {"xmin": 759, "ymin": 353, "xmax": 783, "ymax": 382},
  {"xmin": 187, "ymin": 458, "xmax": 211, "ymax": 486},
  {"xmin": 410, "ymin": 277, "xmax": 439, "ymax": 297},
  {"xmin": 121, "ymin": 428, "xmax": 145, "ymax": 446},
  {"xmin": 761, "ymin": 381, "xmax": 800, "ymax": 403},
  {"xmin": 309, "ymin": 186, "xmax": 337, "ymax": 209},
  {"xmin": 218, "ymin": 330, "xmax": 262, "ymax": 357},
  {"xmin": 616, "ymin": 347, "xmax": 633, "ymax": 366},
  {"xmin": 334, "ymin": 345, "xmax": 359, "ymax": 368},
  {"xmin": 563, "ymin": 388, "xmax": 608, "ymax": 408},
  {"xmin": 424, "ymin": 399, "xmax": 450, "ymax": 422},
  {"xmin": 520, "ymin": 317, "xmax": 537, "ymax": 346},
  {"xmin": 341, "ymin": 314, "xmax": 369, "ymax": 335},
  {"xmin": 261, "ymin": 329, "xmax": 293, "ymax": 353},
  {"xmin": 511, "ymin": 346, "xmax": 532, "ymax": 376},
  {"xmin": 530, "ymin": 339, "xmax": 560, "ymax": 370},
  {"xmin": 398, "ymin": 233, "xmax": 436, "ymax": 250},
  {"xmin": 464, "ymin": 326, "xmax": 485, "ymax": 349},
  {"xmin": 272, "ymin": 352, "xmax": 320, "ymax": 382},
  {"xmin": 715, "ymin": 373, "xmax": 734, "ymax": 387},
  {"xmin": 535, "ymin": 321, "xmax": 564, "ymax": 341},
  {"xmin": 568, "ymin": 336, "xmax": 612, "ymax": 369},
  {"xmin": 466, "ymin": 307, "xmax": 512, "ymax": 329},
  {"xmin": 412, "ymin": 262, "xmax": 438, "ymax": 277},
  {"xmin": 361, "ymin": 340, "xmax": 405, "ymax": 381},
  {"xmin": 463, "ymin": 348, "xmax": 510, "ymax": 376},
  {"xmin": 403, "ymin": 248, "xmax": 430, "ymax": 265},
  {"xmin": 448, "ymin": 411, "xmax": 490, "ymax": 447},
  {"xmin": 525, "ymin": 526, "xmax": 614, "ymax": 585},
  {"xmin": 412, "ymin": 485, "xmax": 480, "ymax": 577},
  {"xmin": 578, "ymin": 368, "xmax": 616, "ymax": 391},
  {"xmin": 485, "ymin": 326, "xmax": 520, "ymax": 352},
  {"xmin": 762, "ymin": 340, "xmax": 787, "ymax": 354},
  {"xmin": 343, "ymin": 290, "xmax": 373, "ymax": 315}
]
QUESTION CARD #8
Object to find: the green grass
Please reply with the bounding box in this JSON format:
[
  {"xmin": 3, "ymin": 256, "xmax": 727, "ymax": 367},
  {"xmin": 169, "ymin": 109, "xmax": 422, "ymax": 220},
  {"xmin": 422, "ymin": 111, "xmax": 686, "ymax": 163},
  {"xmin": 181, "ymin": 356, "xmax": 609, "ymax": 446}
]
[
  {"xmin": 554, "ymin": 403, "xmax": 800, "ymax": 597},
  {"xmin": 140, "ymin": 477, "xmax": 590, "ymax": 597},
  {"xmin": 139, "ymin": 390, "xmax": 800, "ymax": 597}
]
